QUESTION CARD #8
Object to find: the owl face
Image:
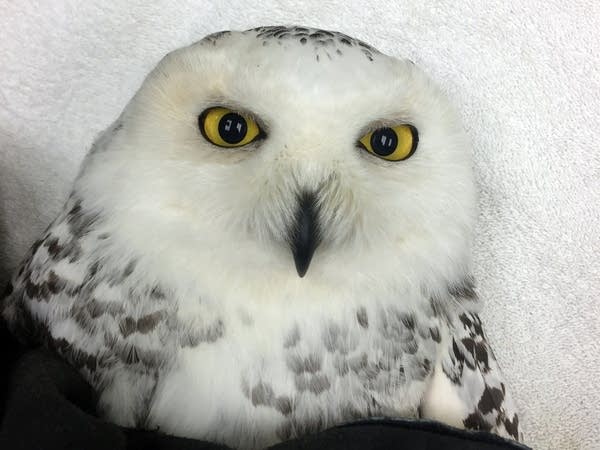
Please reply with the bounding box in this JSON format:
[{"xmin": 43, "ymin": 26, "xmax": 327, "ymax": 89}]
[{"xmin": 81, "ymin": 27, "xmax": 475, "ymax": 294}]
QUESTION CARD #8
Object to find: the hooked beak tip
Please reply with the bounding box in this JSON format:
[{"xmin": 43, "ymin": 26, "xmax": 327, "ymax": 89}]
[{"xmin": 294, "ymin": 259, "xmax": 310, "ymax": 278}]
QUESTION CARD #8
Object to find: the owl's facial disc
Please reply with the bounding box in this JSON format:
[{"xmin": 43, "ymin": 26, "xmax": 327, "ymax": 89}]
[
  {"xmin": 101, "ymin": 28, "xmax": 477, "ymax": 286},
  {"xmin": 287, "ymin": 191, "xmax": 321, "ymax": 277}
]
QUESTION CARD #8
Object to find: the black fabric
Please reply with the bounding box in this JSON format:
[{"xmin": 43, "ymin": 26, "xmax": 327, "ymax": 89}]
[{"xmin": 0, "ymin": 320, "xmax": 530, "ymax": 450}]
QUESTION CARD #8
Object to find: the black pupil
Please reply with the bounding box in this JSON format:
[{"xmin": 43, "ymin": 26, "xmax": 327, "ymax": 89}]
[
  {"xmin": 218, "ymin": 113, "xmax": 248, "ymax": 144},
  {"xmin": 370, "ymin": 128, "xmax": 398, "ymax": 156}
]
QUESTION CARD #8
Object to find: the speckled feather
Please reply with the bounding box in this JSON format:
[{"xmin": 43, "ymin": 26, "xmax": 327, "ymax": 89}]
[
  {"xmin": 2, "ymin": 195, "xmax": 225, "ymax": 425},
  {"xmin": 1, "ymin": 26, "xmax": 522, "ymax": 449}
]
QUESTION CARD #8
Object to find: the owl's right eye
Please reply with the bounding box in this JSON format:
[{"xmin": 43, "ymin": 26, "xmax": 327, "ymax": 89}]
[{"xmin": 198, "ymin": 107, "xmax": 263, "ymax": 148}]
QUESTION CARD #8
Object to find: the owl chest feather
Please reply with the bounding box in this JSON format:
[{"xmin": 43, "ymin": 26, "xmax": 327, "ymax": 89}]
[{"xmin": 146, "ymin": 294, "xmax": 441, "ymax": 448}]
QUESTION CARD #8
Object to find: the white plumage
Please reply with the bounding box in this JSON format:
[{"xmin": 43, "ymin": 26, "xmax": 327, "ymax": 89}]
[{"xmin": 1, "ymin": 26, "xmax": 522, "ymax": 449}]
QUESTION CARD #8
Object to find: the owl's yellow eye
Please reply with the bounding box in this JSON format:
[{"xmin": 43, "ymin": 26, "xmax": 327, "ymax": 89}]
[
  {"xmin": 359, "ymin": 124, "xmax": 418, "ymax": 161},
  {"xmin": 198, "ymin": 107, "xmax": 262, "ymax": 148}
]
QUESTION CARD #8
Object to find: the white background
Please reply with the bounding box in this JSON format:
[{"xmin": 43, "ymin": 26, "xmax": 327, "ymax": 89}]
[{"xmin": 0, "ymin": 1, "xmax": 598, "ymax": 448}]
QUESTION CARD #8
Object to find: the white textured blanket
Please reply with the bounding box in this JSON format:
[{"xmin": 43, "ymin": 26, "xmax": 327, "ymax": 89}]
[{"xmin": 0, "ymin": 1, "xmax": 598, "ymax": 449}]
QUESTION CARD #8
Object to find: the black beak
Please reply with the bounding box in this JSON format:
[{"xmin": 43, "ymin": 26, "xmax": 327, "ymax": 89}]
[{"xmin": 289, "ymin": 192, "xmax": 321, "ymax": 277}]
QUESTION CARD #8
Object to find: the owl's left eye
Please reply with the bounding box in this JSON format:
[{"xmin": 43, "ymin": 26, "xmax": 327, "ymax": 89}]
[
  {"xmin": 198, "ymin": 107, "xmax": 262, "ymax": 148},
  {"xmin": 358, "ymin": 124, "xmax": 418, "ymax": 161}
]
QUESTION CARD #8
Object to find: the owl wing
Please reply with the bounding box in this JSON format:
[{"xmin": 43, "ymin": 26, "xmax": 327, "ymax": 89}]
[
  {"xmin": 420, "ymin": 308, "xmax": 523, "ymax": 443},
  {"xmin": 0, "ymin": 196, "xmax": 194, "ymax": 427}
]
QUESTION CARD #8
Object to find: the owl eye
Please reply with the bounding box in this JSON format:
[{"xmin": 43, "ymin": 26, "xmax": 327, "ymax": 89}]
[
  {"xmin": 198, "ymin": 107, "xmax": 262, "ymax": 148},
  {"xmin": 358, "ymin": 125, "xmax": 418, "ymax": 161}
]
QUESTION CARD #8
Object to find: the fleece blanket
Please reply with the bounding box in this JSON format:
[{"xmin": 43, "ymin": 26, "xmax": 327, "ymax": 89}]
[{"xmin": 0, "ymin": 2, "xmax": 598, "ymax": 449}]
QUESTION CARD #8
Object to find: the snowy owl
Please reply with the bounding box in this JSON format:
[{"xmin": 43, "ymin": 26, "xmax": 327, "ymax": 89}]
[{"xmin": 1, "ymin": 26, "xmax": 522, "ymax": 449}]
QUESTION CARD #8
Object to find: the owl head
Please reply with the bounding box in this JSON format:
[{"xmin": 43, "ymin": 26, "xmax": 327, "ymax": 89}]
[{"xmin": 78, "ymin": 27, "xmax": 476, "ymax": 299}]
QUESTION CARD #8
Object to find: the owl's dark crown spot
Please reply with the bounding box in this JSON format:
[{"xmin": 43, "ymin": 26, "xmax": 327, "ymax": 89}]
[{"xmin": 200, "ymin": 26, "xmax": 378, "ymax": 63}]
